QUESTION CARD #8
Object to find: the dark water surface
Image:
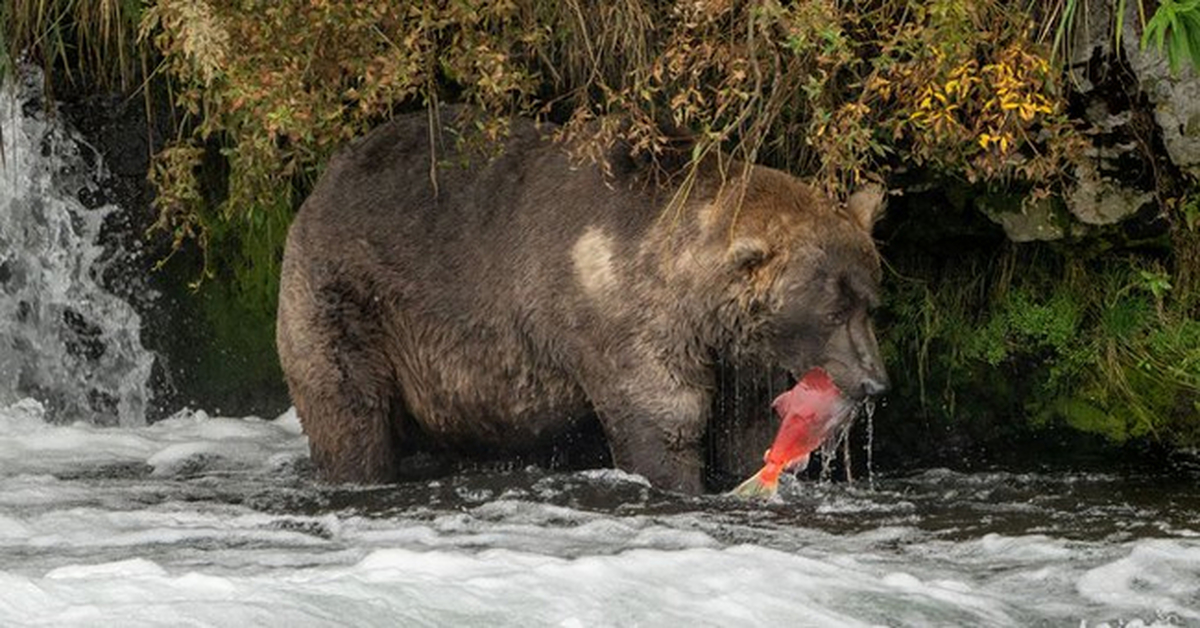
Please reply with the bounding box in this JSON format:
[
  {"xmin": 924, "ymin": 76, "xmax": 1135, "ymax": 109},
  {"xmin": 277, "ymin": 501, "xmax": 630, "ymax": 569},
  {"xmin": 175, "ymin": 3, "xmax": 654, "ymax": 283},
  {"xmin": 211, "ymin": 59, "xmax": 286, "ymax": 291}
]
[{"xmin": 3, "ymin": 405, "xmax": 1199, "ymax": 626}]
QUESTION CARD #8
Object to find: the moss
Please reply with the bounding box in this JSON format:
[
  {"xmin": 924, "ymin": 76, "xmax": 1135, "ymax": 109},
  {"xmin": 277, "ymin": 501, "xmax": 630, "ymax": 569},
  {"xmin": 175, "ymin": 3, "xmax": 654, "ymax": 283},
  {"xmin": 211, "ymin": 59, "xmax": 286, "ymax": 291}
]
[
  {"xmin": 1053, "ymin": 397, "xmax": 1128, "ymax": 442},
  {"xmin": 146, "ymin": 247, "xmax": 288, "ymax": 420},
  {"xmin": 191, "ymin": 279, "xmax": 286, "ymax": 415},
  {"xmin": 876, "ymin": 229, "xmax": 1200, "ymax": 459}
]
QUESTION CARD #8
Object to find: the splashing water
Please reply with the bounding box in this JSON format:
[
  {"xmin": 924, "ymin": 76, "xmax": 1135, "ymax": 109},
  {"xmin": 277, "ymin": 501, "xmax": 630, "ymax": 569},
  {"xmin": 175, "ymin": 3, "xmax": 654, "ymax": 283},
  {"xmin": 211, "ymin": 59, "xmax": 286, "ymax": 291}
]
[
  {"xmin": 819, "ymin": 410, "xmax": 851, "ymax": 481},
  {"xmin": 814, "ymin": 399, "xmax": 879, "ymax": 484},
  {"xmin": 863, "ymin": 398, "xmax": 876, "ymax": 486},
  {"xmin": 2, "ymin": 401, "xmax": 1199, "ymax": 627},
  {"xmin": 0, "ymin": 69, "xmax": 154, "ymax": 426}
]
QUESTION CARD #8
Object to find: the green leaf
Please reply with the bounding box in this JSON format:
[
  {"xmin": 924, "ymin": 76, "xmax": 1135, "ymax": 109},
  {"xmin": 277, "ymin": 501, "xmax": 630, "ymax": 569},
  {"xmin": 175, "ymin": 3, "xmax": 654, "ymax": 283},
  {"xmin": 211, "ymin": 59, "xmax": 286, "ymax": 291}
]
[
  {"xmin": 1184, "ymin": 197, "xmax": 1200, "ymax": 231},
  {"xmin": 1167, "ymin": 14, "xmax": 1191, "ymax": 73},
  {"xmin": 1178, "ymin": 7, "xmax": 1200, "ymax": 70},
  {"xmin": 1115, "ymin": 0, "xmax": 1126, "ymax": 51},
  {"xmin": 1052, "ymin": 0, "xmax": 1078, "ymax": 63},
  {"xmin": 1143, "ymin": 0, "xmax": 1200, "ymax": 73},
  {"xmin": 1169, "ymin": 23, "xmax": 1186, "ymax": 72},
  {"xmin": 1143, "ymin": 2, "xmax": 1173, "ymax": 53}
]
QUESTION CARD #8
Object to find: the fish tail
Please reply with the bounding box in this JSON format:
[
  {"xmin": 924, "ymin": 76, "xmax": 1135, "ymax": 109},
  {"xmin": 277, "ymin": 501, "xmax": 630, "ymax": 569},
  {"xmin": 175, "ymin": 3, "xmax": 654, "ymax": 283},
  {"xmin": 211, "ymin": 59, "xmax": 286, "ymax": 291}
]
[{"xmin": 728, "ymin": 468, "xmax": 780, "ymax": 499}]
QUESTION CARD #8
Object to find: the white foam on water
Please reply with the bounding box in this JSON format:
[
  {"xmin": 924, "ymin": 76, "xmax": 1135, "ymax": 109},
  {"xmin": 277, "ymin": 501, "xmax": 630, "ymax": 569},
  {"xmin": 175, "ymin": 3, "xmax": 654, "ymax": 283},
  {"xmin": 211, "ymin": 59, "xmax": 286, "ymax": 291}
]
[
  {"xmin": 0, "ymin": 398, "xmax": 1195, "ymax": 627},
  {"xmin": 1077, "ymin": 539, "xmax": 1200, "ymax": 621},
  {"xmin": 0, "ymin": 538, "xmax": 991, "ymax": 627},
  {"xmin": 0, "ymin": 401, "xmax": 307, "ymax": 478}
]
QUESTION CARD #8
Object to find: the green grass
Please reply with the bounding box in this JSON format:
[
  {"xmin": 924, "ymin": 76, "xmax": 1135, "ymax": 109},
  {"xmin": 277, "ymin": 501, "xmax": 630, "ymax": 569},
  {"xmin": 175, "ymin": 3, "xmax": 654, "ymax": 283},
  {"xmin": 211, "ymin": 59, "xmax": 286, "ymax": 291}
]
[
  {"xmin": 879, "ymin": 243, "xmax": 1200, "ymax": 450},
  {"xmin": 2, "ymin": 0, "xmax": 146, "ymax": 91}
]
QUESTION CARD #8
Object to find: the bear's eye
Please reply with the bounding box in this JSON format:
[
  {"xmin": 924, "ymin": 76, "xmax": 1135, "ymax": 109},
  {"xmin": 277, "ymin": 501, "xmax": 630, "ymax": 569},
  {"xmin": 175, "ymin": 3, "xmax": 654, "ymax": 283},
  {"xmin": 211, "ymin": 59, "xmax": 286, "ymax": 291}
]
[{"xmin": 823, "ymin": 276, "xmax": 859, "ymax": 326}]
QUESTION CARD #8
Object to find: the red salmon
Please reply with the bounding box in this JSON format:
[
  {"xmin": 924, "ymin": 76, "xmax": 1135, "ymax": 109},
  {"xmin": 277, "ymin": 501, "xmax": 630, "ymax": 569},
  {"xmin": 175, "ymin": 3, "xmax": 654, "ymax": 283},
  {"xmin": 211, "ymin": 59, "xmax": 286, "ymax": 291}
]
[{"xmin": 730, "ymin": 367, "xmax": 849, "ymax": 499}]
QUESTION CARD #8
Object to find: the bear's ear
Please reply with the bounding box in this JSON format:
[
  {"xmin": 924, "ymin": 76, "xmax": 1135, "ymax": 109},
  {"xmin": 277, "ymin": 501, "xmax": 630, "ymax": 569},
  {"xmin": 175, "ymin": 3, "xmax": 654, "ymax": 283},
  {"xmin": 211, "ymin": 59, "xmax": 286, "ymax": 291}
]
[
  {"xmin": 726, "ymin": 237, "xmax": 772, "ymax": 273},
  {"xmin": 846, "ymin": 183, "xmax": 887, "ymax": 231}
]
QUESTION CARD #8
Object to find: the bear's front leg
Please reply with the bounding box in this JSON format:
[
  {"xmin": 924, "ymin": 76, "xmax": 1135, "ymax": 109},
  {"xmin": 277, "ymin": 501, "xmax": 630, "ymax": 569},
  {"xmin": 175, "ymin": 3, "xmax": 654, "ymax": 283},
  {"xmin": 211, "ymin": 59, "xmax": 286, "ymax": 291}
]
[{"xmin": 588, "ymin": 380, "xmax": 709, "ymax": 493}]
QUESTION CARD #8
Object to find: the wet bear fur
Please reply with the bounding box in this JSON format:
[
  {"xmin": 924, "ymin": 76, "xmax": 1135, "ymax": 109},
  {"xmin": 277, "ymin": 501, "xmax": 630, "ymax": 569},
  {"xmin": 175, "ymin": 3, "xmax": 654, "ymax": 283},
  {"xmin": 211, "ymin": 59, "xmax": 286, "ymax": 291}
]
[{"xmin": 276, "ymin": 107, "xmax": 889, "ymax": 493}]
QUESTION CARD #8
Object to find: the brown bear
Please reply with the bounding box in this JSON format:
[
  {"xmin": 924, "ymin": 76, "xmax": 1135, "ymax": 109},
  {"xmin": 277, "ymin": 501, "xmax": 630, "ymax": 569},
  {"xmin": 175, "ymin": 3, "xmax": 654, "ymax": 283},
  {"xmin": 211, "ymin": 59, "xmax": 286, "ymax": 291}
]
[{"xmin": 276, "ymin": 107, "xmax": 889, "ymax": 493}]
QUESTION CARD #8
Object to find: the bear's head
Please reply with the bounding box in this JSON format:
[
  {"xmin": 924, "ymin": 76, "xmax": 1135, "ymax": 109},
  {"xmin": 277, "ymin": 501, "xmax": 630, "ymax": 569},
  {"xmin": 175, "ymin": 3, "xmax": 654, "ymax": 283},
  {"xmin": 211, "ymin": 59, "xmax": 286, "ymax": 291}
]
[{"xmin": 707, "ymin": 169, "xmax": 889, "ymax": 400}]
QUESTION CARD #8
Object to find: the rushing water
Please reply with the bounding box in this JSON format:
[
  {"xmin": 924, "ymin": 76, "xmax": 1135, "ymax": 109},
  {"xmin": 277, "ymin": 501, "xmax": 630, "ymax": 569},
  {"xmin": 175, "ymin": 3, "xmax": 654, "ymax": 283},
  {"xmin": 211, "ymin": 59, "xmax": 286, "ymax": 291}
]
[
  {"xmin": 0, "ymin": 69, "xmax": 154, "ymax": 427},
  {"xmin": 2, "ymin": 72, "xmax": 1199, "ymax": 627},
  {"xmin": 0, "ymin": 400, "xmax": 1197, "ymax": 627}
]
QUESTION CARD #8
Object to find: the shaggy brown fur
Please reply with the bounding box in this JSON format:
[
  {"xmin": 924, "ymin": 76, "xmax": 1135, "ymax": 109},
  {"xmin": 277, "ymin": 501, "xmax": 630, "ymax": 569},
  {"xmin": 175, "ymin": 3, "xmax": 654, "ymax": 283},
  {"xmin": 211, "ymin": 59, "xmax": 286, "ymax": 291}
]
[{"xmin": 277, "ymin": 107, "xmax": 888, "ymax": 493}]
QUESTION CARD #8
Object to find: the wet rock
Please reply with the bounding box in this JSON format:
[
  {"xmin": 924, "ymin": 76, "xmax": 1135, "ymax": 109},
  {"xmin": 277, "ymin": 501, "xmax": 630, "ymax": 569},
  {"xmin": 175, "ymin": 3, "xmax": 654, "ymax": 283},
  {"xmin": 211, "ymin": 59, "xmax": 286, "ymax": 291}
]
[
  {"xmin": 1069, "ymin": 0, "xmax": 1200, "ymax": 179},
  {"xmin": 52, "ymin": 70, "xmax": 291, "ymax": 423},
  {"xmin": 1052, "ymin": 1, "xmax": 1162, "ymax": 231},
  {"xmin": 1067, "ymin": 159, "xmax": 1155, "ymax": 225},
  {"xmin": 1122, "ymin": 24, "xmax": 1200, "ymax": 179}
]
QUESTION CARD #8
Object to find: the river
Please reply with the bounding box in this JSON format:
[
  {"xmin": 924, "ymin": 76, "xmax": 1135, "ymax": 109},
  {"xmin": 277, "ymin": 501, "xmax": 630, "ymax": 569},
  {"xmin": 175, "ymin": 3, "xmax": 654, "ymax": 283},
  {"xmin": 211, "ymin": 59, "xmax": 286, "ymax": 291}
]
[{"xmin": 0, "ymin": 400, "xmax": 1197, "ymax": 626}]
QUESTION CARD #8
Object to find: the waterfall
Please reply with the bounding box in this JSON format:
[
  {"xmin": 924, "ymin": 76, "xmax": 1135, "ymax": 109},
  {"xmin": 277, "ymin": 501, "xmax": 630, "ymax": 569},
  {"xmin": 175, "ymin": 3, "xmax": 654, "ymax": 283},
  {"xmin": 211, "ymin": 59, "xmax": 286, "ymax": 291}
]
[{"xmin": 0, "ymin": 68, "xmax": 154, "ymax": 426}]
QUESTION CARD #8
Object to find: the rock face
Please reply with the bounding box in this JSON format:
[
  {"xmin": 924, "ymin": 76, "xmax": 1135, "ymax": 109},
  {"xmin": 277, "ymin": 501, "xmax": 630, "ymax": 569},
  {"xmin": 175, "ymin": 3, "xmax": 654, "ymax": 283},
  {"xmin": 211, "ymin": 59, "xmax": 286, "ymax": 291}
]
[
  {"xmin": 1119, "ymin": 12, "xmax": 1200, "ymax": 180},
  {"xmin": 978, "ymin": 0, "xmax": 1186, "ymax": 242},
  {"xmin": 994, "ymin": 0, "xmax": 1197, "ymax": 240},
  {"xmin": 980, "ymin": 195, "xmax": 1066, "ymax": 242},
  {"xmin": 1068, "ymin": 159, "xmax": 1157, "ymax": 226}
]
